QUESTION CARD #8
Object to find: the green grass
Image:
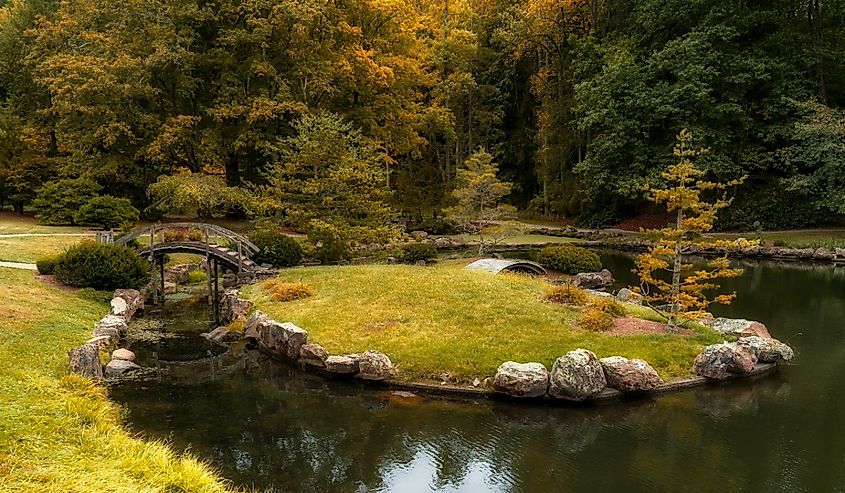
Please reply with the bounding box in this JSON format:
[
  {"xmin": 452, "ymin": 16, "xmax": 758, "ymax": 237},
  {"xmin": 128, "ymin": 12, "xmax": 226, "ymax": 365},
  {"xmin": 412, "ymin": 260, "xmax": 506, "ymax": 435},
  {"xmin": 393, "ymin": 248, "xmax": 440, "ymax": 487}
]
[
  {"xmin": 448, "ymin": 234, "xmax": 578, "ymax": 246},
  {"xmin": 711, "ymin": 229, "xmax": 845, "ymax": 249},
  {"xmin": 0, "ymin": 267, "xmax": 235, "ymax": 492},
  {"xmin": 0, "ymin": 214, "xmax": 88, "ymax": 235},
  {"xmin": 243, "ymin": 264, "xmax": 722, "ymax": 382},
  {"xmin": 0, "ymin": 236, "xmax": 89, "ymax": 263}
]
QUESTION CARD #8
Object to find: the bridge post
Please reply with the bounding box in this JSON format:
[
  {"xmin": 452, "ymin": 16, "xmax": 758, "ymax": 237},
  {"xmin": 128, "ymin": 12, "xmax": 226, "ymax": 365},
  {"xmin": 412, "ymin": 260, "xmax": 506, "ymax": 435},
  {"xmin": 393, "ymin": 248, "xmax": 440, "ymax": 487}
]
[
  {"xmin": 150, "ymin": 255, "xmax": 159, "ymax": 305},
  {"xmin": 159, "ymin": 257, "xmax": 166, "ymax": 303}
]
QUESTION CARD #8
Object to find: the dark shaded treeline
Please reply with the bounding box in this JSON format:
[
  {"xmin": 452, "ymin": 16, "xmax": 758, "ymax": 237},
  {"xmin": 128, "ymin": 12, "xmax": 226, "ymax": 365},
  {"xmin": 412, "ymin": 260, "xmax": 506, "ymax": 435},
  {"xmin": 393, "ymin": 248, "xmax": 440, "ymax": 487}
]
[{"xmin": 0, "ymin": 0, "xmax": 842, "ymax": 228}]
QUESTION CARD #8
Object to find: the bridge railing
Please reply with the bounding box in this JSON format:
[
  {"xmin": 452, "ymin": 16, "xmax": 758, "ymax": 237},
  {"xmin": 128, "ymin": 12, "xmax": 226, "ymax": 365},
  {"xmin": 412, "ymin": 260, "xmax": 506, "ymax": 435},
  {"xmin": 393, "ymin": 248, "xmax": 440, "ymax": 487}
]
[{"xmin": 114, "ymin": 222, "xmax": 259, "ymax": 258}]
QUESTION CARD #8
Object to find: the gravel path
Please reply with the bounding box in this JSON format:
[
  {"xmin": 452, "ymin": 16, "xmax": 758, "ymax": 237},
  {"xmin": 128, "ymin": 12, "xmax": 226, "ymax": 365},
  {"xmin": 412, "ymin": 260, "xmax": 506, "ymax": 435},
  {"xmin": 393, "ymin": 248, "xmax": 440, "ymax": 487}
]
[
  {"xmin": 0, "ymin": 261, "xmax": 37, "ymax": 270},
  {"xmin": 0, "ymin": 233, "xmax": 94, "ymax": 238}
]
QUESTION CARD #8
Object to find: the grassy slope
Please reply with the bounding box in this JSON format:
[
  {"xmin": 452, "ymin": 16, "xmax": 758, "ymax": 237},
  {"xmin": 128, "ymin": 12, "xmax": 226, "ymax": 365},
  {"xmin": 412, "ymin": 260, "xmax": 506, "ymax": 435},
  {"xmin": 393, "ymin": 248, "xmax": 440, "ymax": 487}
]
[
  {"xmin": 0, "ymin": 267, "xmax": 233, "ymax": 493},
  {"xmin": 244, "ymin": 264, "xmax": 722, "ymax": 381}
]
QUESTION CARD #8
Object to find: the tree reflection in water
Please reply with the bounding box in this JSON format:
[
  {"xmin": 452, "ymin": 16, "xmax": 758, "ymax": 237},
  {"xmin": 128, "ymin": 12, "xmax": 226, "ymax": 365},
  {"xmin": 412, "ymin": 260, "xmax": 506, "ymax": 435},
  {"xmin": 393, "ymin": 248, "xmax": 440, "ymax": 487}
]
[{"xmin": 111, "ymin": 252, "xmax": 845, "ymax": 492}]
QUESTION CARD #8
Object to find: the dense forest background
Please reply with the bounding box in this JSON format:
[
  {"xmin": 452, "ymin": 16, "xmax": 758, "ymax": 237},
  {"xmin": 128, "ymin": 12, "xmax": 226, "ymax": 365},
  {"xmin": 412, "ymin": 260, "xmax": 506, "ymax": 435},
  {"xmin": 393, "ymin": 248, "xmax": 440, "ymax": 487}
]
[{"xmin": 0, "ymin": 0, "xmax": 843, "ymax": 230}]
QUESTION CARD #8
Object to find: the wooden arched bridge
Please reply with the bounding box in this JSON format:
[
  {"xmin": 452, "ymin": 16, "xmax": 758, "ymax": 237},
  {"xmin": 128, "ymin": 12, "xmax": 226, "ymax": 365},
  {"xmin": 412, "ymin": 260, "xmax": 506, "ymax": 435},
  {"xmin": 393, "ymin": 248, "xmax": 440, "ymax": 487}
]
[
  {"xmin": 112, "ymin": 222, "xmax": 259, "ymax": 273},
  {"xmin": 98, "ymin": 222, "xmax": 261, "ymax": 315}
]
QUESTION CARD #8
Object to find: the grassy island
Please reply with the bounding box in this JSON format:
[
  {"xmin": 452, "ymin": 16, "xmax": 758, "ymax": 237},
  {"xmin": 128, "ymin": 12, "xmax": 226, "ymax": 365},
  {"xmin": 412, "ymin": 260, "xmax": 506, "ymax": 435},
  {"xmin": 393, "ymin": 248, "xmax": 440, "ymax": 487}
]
[{"xmin": 243, "ymin": 263, "xmax": 723, "ymax": 382}]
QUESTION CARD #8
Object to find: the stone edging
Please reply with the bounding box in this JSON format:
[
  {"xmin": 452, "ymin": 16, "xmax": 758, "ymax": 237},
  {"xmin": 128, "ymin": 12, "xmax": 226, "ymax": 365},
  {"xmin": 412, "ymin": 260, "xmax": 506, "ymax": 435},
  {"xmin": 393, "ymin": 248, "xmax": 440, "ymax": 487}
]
[
  {"xmin": 67, "ymin": 289, "xmax": 145, "ymax": 380},
  {"xmin": 223, "ymin": 289, "xmax": 795, "ymax": 404},
  {"xmin": 589, "ymin": 237, "xmax": 845, "ymax": 264}
]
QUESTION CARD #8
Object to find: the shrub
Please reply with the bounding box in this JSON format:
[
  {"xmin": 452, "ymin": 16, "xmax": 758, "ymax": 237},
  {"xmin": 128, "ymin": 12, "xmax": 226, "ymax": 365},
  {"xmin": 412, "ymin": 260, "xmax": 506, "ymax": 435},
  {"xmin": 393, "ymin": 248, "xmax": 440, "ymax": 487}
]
[
  {"xmin": 53, "ymin": 241, "xmax": 149, "ymax": 290},
  {"xmin": 536, "ymin": 244, "xmax": 602, "ymax": 274},
  {"xmin": 32, "ymin": 178, "xmax": 101, "ymax": 225},
  {"xmin": 543, "ymin": 284, "xmax": 589, "ymax": 306},
  {"xmin": 405, "ymin": 216, "xmax": 459, "ymax": 235},
  {"xmin": 307, "ymin": 224, "xmax": 348, "ymax": 264},
  {"xmin": 187, "ymin": 270, "xmax": 206, "ymax": 284},
  {"xmin": 400, "ymin": 242, "xmax": 437, "ymax": 264},
  {"xmin": 263, "ymin": 280, "xmax": 314, "ymax": 302},
  {"xmin": 250, "ymin": 229, "xmax": 304, "ymax": 267},
  {"xmin": 589, "ymin": 297, "xmax": 626, "ymax": 317},
  {"xmin": 76, "ymin": 288, "xmax": 114, "ymax": 304},
  {"xmin": 163, "ymin": 228, "xmax": 205, "ymax": 242},
  {"xmin": 577, "ymin": 307, "xmax": 615, "ymax": 332},
  {"xmin": 74, "ymin": 195, "xmax": 139, "ymax": 229},
  {"xmin": 36, "ymin": 255, "xmax": 59, "ymax": 275}
]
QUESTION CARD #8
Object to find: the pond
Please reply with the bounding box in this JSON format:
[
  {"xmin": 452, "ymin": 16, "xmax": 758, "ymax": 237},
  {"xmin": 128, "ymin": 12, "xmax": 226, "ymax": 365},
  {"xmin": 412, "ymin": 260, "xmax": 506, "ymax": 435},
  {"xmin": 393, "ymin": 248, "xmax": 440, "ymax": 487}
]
[{"xmin": 109, "ymin": 252, "xmax": 845, "ymax": 492}]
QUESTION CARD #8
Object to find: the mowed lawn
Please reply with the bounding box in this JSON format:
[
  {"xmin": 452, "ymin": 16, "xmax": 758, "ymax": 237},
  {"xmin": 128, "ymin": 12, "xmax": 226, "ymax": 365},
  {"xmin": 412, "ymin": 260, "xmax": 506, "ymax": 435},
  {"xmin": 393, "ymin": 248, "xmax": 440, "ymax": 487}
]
[
  {"xmin": 244, "ymin": 264, "xmax": 722, "ymax": 381},
  {"xmin": 0, "ymin": 236, "xmax": 89, "ymax": 263},
  {"xmin": 0, "ymin": 267, "xmax": 233, "ymax": 493}
]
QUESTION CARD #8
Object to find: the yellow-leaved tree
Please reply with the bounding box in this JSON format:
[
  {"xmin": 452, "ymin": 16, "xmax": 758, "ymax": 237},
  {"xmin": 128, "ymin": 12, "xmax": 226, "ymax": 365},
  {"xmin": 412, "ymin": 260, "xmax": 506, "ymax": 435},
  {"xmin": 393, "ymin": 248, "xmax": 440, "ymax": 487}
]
[{"xmin": 634, "ymin": 129, "xmax": 753, "ymax": 328}]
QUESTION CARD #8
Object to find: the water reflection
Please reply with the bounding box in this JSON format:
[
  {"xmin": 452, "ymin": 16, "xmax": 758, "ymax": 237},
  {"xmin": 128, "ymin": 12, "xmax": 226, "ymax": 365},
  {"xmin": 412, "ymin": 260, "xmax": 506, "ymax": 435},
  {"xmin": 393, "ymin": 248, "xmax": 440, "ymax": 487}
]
[{"xmin": 110, "ymin": 252, "xmax": 845, "ymax": 492}]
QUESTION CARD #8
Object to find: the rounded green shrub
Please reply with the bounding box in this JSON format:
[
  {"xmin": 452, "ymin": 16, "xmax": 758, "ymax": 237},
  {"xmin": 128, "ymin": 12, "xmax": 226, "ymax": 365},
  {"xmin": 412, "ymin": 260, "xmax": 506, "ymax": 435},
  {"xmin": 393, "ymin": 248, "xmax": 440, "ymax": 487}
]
[
  {"xmin": 53, "ymin": 241, "xmax": 149, "ymax": 290},
  {"xmin": 307, "ymin": 225, "xmax": 348, "ymax": 264},
  {"xmin": 250, "ymin": 229, "xmax": 304, "ymax": 267},
  {"xmin": 32, "ymin": 178, "xmax": 101, "ymax": 225},
  {"xmin": 536, "ymin": 244, "xmax": 601, "ymax": 274},
  {"xmin": 74, "ymin": 195, "xmax": 140, "ymax": 229},
  {"xmin": 36, "ymin": 255, "xmax": 59, "ymax": 275},
  {"xmin": 400, "ymin": 242, "xmax": 437, "ymax": 264}
]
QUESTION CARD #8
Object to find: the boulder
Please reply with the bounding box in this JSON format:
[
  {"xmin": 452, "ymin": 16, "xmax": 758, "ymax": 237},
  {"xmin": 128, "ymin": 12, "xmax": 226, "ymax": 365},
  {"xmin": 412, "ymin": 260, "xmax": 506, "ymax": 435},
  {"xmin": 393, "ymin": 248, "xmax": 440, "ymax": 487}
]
[
  {"xmin": 111, "ymin": 348, "xmax": 136, "ymax": 362},
  {"xmin": 410, "ymin": 230, "xmax": 428, "ymax": 240},
  {"xmin": 583, "ymin": 289, "xmax": 614, "ymax": 299},
  {"xmin": 164, "ymin": 265, "xmax": 190, "ymax": 284},
  {"xmin": 574, "ymin": 269, "xmax": 614, "ymax": 290},
  {"xmin": 243, "ymin": 310, "xmax": 268, "ymax": 340},
  {"xmin": 705, "ymin": 317, "xmax": 771, "ymax": 339},
  {"xmin": 68, "ymin": 343, "xmax": 104, "ymax": 380},
  {"xmin": 248, "ymin": 316, "xmax": 309, "ymax": 360},
  {"xmin": 693, "ymin": 342, "xmax": 757, "ymax": 380},
  {"xmin": 492, "ymin": 361, "xmax": 549, "ymax": 398},
  {"xmin": 93, "ymin": 315, "xmax": 128, "ymax": 340},
  {"xmin": 359, "ymin": 350, "xmax": 394, "ymax": 380},
  {"xmin": 279, "ymin": 322, "xmax": 308, "ymax": 359},
  {"xmin": 105, "ymin": 358, "xmax": 141, "ymax": 378},
  {"xmin": 741, "ymin": 245, "xmax": 764, "ymax": 256},
  {"xmin": 219, "ymin": 289, "xmax": 253, "ymax": 324},
  {"xmin": 836, "ymin": 248, "xmax": 845, "ymax": 259},
  {"xmin": 299, "ymin": 343, "xmax": 329, "ymax": 367},
  {"xmin": 109, "ymin": 297, "xmax": 128, "ymax": 319},
  {"xmin": 113, "ymin": 289, "xmax": 144, "ymax": 320},
  {"xmin": 796, "ymin": 248, "xmax": 815, "ymax": 259},
  {"xmin": 163, "ymin": 281, "xmax": 177, "ymax": 294},
  {"xmin": 615, "ymin": 288, "xmax": 642, "ymax": 304},
  {"xmin": 736, "ymin": 336, "xmax": 794, "ymax": 363},
  {"xmin": 599, "ymin": 356, "xmax": 663, "ymax": 392},
  {"xmin": 814, "ymin": 248, "xmax": 835, "ymax": 261},
  {"xmin": 326, "ymin": 354, "xmax": 360, "ymax": 374},
  {"xmin": 549, "ymin": 349, "xmax": 607, "ymax": 401}
]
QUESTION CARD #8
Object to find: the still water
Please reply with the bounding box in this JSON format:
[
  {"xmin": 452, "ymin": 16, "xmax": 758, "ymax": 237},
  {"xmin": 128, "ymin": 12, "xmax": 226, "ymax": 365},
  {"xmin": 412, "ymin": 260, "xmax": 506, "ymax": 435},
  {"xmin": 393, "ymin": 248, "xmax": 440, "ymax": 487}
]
[{"xmin": 110, "ymin": 252, "xmax": 845, "ymax": 492}]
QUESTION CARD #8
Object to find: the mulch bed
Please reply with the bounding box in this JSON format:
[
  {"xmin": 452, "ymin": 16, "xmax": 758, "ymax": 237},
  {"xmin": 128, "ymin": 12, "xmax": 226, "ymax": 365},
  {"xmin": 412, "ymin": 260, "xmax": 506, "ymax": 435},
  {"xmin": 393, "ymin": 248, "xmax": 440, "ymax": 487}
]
[{"xmin": 610, "ymin": 316, "xmax": 695, "ymax": 336}]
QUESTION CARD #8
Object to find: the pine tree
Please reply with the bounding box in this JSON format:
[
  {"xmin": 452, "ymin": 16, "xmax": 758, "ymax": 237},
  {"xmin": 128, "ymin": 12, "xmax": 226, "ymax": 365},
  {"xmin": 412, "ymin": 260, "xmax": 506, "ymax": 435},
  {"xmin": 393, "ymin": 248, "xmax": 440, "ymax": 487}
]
[
  {"xmin": 634, "ymin": 129, "xmax": 751, "ymax": 328},
  {"xmin": 446, "ymin": 149, "xmax": 514, "ymax": 254}
]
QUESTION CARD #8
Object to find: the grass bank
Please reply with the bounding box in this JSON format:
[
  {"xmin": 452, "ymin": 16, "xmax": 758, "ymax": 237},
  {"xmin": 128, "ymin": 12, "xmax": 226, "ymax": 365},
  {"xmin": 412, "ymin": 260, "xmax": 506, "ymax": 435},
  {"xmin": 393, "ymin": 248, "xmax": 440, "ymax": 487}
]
[
  {"xmin": 243, "ymin": 263, "xmax": 722, "ymax": 382},
  {"xmin": 0, "ymin": 267, "xmax": 234, "ymax": 492}
]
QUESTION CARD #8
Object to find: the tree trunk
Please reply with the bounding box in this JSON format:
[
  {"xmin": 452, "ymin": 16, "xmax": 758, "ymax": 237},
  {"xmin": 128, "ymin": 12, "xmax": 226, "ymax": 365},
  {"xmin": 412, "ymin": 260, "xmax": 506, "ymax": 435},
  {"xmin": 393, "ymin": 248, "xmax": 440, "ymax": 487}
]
[{"xmin": 670, "ymin": 207, "xmax": 683, "ymax": 327}]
